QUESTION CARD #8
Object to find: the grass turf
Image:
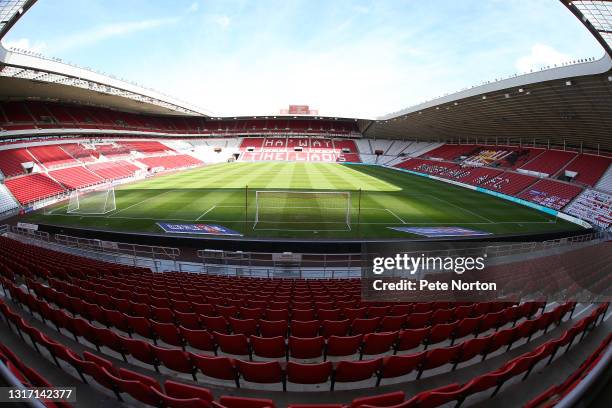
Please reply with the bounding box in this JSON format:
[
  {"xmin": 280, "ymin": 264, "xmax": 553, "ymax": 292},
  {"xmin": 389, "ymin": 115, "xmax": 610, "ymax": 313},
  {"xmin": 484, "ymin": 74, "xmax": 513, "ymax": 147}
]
[{"xmin": 26, "ymin": 162, "xmax": 583, "ymax": 239}]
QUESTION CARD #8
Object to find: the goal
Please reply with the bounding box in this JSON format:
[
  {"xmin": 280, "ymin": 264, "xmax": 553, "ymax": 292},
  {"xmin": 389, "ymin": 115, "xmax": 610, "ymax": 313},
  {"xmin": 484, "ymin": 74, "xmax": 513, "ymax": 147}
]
[
  {"xmin": 254, "ymin": 190, "xmax": 351, "ymax": 230},
  {"xmin": 67, "ymin": 185, "xmax": 116, "ymax": 214}
]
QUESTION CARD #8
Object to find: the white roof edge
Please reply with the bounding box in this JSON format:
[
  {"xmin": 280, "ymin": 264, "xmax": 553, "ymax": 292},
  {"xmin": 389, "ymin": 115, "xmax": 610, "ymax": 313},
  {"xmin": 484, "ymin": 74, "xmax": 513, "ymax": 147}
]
[
  {"xmin": 0, "ymin": 44, "xmax": 215, "ymax": 116},
  {"xmin": 379, "ymin": 54, "xmax": 612, "ymax": 120}
]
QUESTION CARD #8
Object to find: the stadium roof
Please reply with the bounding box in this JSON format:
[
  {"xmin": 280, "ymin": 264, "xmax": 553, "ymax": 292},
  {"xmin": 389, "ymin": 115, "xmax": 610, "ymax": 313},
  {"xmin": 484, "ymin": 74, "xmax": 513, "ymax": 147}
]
[
  {"xmin": 0, "ymin": 0, "xmax": 212, "ymax": 116},
  {"xmin": 364, "ymin": 2, "xmax": 612, "ymax": 152},
  {"xmin": 0, "ymin": 0, "xmax": 34, "ymax": 40},
  {"xmin": 364, "ymin": 55, "xmax": 612, "ymax": 152},
  {"xmin": 0, "ymin": 0, "xmax": 610, "ymax": 153},
  {"xmin": 561, "ymin": 0, "xmax": 612, "ymax": 56}
]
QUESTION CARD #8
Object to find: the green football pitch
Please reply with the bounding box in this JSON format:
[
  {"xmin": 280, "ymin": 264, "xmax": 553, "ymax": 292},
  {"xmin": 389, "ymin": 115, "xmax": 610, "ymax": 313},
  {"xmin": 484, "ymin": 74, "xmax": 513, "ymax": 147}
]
[{"xmin": 27, "ymin": 162, "xmax": 583, "ymax": 239}]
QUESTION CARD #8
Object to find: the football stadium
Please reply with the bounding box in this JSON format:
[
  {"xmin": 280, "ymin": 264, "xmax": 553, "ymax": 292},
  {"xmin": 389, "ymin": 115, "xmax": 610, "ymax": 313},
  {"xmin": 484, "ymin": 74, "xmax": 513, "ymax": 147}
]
[{"xmin": 0, "ymin": 1, "xmax": 610, "ymax": 407}]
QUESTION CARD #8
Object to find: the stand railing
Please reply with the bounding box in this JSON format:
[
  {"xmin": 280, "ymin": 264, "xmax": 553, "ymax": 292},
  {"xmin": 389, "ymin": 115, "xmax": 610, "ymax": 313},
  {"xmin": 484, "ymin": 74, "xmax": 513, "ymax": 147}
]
[{"xmin": 5, "ymin": 226, "xmax": 606, "ymax": 278}]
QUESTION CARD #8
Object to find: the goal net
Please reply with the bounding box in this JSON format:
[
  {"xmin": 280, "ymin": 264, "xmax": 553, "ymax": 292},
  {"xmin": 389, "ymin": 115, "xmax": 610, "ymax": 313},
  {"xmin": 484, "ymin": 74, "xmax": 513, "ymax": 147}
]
[
  {"xmin": 67, "ymin": 185, "xmax": 116, "ymax": 214},
  {"xmin": 254, "ymin": 190, "xmax": 351, "ymax": 230}
]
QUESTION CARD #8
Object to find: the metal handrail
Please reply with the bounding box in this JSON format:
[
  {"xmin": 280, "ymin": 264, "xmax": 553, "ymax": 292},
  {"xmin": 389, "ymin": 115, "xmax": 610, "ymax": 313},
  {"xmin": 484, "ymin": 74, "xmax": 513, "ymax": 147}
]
[
  {"xmin": 0, "ymin": 360, "xmax": 47, "ymax": 408},
  {"xmin": 556, "ymin": 344, "xmax": 612, "ymax": 408},
  {"xmin": 7, "ymin": 226, "xmax": 606, "ymax": 276}
]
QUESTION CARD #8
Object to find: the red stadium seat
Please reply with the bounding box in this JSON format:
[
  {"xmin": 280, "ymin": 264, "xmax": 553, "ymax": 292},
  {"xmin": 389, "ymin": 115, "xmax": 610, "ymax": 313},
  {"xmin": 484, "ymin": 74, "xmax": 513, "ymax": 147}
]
[
  {"xmin": 286, "ymin": 361, "xmax": 333, "ymax": 385},
  {"xmin": 230, "ymin": 318, "xmax": 259, "ymax": 336},
  {"xmin": 325, "ymin": 335, "xmax": 363, "ymax": 360},
  {"xmin": 115, "ymin": 367, "xmax": 161, "ymax": 406},
  {"xmin": 454, "ymin": 317, "xmax": 480, "ymax": 341},
  {"xmin": 215, "ymin": 332, "xmax": 251, "ymax": 358},
  {"xmin": 150, "ymin": 386, "xmax": 212, "ymax": 408},
  {"xmin": 413, "ymin": 383, "xmax": 463, "ymax": 408},
  {"xmin": 218, "ymin": 396, "xmax": 276, "ymax": 408},
  {"xmin": 152, "ymin": 320, "xmax": 184, "ymax": 348},
  {"xmin": 204, "ymin": 316, "xmax": 228, "ymax": 333},
  {"xmin": 343, "ymin": 307, "xmax": 367, "ymax": 321},
  {"xmin": 351, "ymin": 318, "xmax": 380, "ymax": 335},
  {"xmin": 237, "ymin": 360, "xmax": 285, "ymax": 390},
  {"xmin": 259, "ymin": 320, "xmax": 289, "ymax": 338},
  {"xmin": 191, "ymin": 354, "xmax": 238, "ymax": 386},
  {"xmin": 291, "ymin": 320, "xmax": 320, "ymax": 338},
  {"xmin": 293, "ymin": 309, "xmax": 317, "ymax": 321},
  {"xmin": 350, "ymin": 391, "xmax": 405, "ymax": 408},
  {"xmin": 317, "ymin": 309, "xmax": 342, "ymax": 321},
  {"xmin": 289, "ymin": 336, "xmax": 325, "ymax": 360},
  {"xmin": 321, "ymin": 320, "xmax": 350, "ymax": 337},
  {"xmin": 95, "ymin": 327, "xmax": 127, "ymax": 361},
  {"xmin": 380, "ymin": 315, "xmax": 406, "ymax": 332},
  {"xmin": 158, "ymin": 379, "xmax": 213, "ymax": 407},
  {"xmin": 378, "ymin": 352, "xmax": 425, "ymax": 385},
  {"xmin": 250, "ymin": 336, "xmax": 287, "ymax": 359},
  {"xmin": 405, "ymin": 312, "xmax": 431, "ymax": 329},
  {"xmin": 331, "ymin": 359, "xmax": 381, "ymax": 390},
  {"xmin": 151, "ymin": 345, "xmax": 197, "ymax": 381},
  {"xmin": 396, "ymin": 328, "xmax": 429, "ymax": 352},
  {"xmin": 240, "ymin": 307, "xmax": 264, "ymax": 320},
  {"xmin": 418, "ymin": 344, "xmax": 462, "ymax": 379},
  {"xmin": 180, "ymin": 328, "xmax": 216, "ymax": 353},
  {"xmin": 425, "ymin": 321, "xmax": 458, "ymax": 348},
  {"xmin": 361, "ymin": 332, "xmax": 398, "ymax": 358},
  {"xmin": 126, "ymin": 316, "xmax": 155, "ymax": 341},
  {"xmin": 176, "ymin": 312, "xmax": 202, "ymax": 330},
  {"xmin": 266, "ymin": 309, "xmax": 290, "ymax": 321},
  {"xmin": 120, "ymin": 336, "xmax": 159, "ymax": 371}
]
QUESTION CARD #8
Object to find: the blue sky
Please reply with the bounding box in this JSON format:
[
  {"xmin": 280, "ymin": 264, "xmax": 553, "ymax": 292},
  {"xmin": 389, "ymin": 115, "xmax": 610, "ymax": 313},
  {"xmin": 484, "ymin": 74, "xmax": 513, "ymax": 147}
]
[{"xmin": 2, "ymin": 0, "xmax": 605, "ymax": 117}]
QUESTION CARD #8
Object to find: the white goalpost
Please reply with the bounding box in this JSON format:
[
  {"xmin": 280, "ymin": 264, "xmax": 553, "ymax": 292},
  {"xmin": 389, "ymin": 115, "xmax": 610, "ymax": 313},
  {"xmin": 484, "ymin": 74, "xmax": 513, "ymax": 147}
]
[
  {"xmin": 67, "ymin": 184, "xmax": 116, "ymax": 214},
  {"xmin": 254, "ymin": 190, "xmax": 351, "ymax": 230}
]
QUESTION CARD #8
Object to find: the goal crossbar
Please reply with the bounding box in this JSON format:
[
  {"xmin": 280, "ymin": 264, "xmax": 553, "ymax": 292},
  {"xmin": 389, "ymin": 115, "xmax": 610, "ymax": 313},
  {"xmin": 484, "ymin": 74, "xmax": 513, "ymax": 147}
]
[
  {"xmin": 254, "ymin": 190, "xmax": 351, "ymax": 230},
  {"xmin": 67, "ymin": 185, "xmax": 116, "ymax": 215}
]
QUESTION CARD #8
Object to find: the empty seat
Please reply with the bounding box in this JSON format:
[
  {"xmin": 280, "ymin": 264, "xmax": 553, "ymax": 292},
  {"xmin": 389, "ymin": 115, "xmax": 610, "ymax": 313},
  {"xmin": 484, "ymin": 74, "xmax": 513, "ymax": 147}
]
[
  {"xmin": 215, "ymin": 333, "xmax": 250, "ymax": 357},
  {"xmin": 291, "ymin": 320, "xmax": 320, "ymax": 338},
  {"xmin": 361, "ymin": 332, "xmax": 398, "ymax": 358},
  {"xmin": 237, "ymin": 360, "xmax": 285, "ymax": 390},
  {"xmin": 251, "ymin": 336, "xmax": 286, "ymax": 359},
  {"xmin": 331, "ymin": 359, "xmax": 381, "ymax": 390},
  {"xmin": 286, "ymin": 361, "xmax": 333, "ymax": 386},
  {"xmin": 151, "ymin": 345, "xmax": 196, "ymax": 381},
  {"xmin": 289, "ymin": 336, "xmax": 325, "ymax": 360},
  {"xmin": 191, "ymin": 354, "xmax": 238, "ymax": 386},
  {"xmin": 378, "ymin": 352, "xmax": 425, "ymax": 385},
  {"xmin": 259, "ymin": 320, "xmax": 288, "ymax": 338},
  {"xmin": 326, "ymin": 335, "xmax": 363, "ymax": 360}
]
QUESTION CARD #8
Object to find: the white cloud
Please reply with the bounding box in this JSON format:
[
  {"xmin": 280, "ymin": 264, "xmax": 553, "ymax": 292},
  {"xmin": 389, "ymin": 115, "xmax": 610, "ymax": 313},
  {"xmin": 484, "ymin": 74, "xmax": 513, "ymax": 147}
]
[
  {"xmin": 212, "ymin": 15, "xmax": 231, "ymax": 29},
  {"xmin": 2, "ymin": 37, "xmax": 47, "ymax": 53},
  {"xmin": 146, "ymin": 37, "xmax": 446, "ymax": 118},
  {"xmin": 515, "ymin": 43, "xmax": 571, "ymax": 73},
  {"xmin": 187, "ymin": 2, "xmax": 199, "ymax": 14},
  {"xmin": 48, "ymin": 17, "xmax": 180, "ymax": 53}
]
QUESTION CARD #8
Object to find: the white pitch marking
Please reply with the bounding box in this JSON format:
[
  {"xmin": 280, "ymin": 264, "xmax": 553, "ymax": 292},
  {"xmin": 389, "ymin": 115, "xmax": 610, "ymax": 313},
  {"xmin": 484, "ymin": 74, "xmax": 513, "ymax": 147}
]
[
  {"xmin": 109, "ymin": 189, "xmax": 178, "ymax": 217},
  {"xmin": 43, "ymin": 212, "xmax": 556, "ymax": 226},
  {"xmin": 195, "ymin": 205, "xmax": 217, "ymax": 221},
  {"xmin": 428, "ymin": 195, "xmax": 495, "ymax": 223},
  {"xmin": 385, "ymin": 208, "xmax": 407, "ymax": 224}
]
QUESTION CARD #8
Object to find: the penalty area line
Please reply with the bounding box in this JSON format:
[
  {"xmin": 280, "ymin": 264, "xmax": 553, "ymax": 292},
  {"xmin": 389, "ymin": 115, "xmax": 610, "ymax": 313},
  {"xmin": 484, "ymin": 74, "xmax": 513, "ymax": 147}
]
[
  {"xmin": 385, "ymin": 208, "xmax": 407, "ymax": 224},
  {"xmin": 195, "ymin": 205, "xmax": 217, "ymax": 221},
  {"xmin": 427, "ymin": 195, "xmax": 495, "ymax": 224},
  {"xmin": 108, "ymin": 189, "xmax": 178, "ymax": 218}
]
